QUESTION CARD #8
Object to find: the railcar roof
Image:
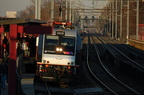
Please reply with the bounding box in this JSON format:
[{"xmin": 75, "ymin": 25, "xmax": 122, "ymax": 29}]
[{"xmin": 53, "ymin": 28, "xmax": 77, "ymax": 36}]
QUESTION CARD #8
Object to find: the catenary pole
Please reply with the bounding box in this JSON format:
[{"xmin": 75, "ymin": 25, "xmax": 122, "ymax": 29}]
[
  {"xmin": 65, "ymin": 0, "xmax": 68, "ymax": 21},
  {"xmin": 126, "ymin": 0, "xmax": 129, "ymax": 44},
  {"xmin": 136, "ymin": 0, "xmax": 139, "ymax": 40},
  {"xmin": 111, "ymin": 1, "xmax": 114, "ymax": 38},
  {"xmin": 35, "ymin": 0, "xmax": 41, "ymax": 19},
  {"xmin": 109, "ymin": 3, "xmax": 111, "ymax": 37},
  {"xmin": 51, "ymin": 0, "xmax": 54, "ymax": 22},
  {"xmin": 60, "ymin": 0, "xmax": 63, "ymax": 21},
  {"xmin": 115, "ymin": 0, "xmax": 118, "ymax": 39},
  {"xmin": 69, "ymin": 0, "xmax": 71, "ymax": 23},
  {"xmin": 120, "ymin": 0, "xmax": 123, "ymax": 40}
]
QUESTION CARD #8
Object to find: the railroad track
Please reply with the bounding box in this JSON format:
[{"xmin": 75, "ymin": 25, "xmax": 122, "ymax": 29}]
[
  {"xmin": 34, "ymin": 76, "xmax": 52, "ymax": 95},
  {"xmin": 34, "ymin": 75, "xmax": 78, "ymax": 95},
  {"xmin": 86, "ymin": 33, "xmax": 140, "ymax": 94},
  {"xmin": 99, "ymin": 35, "xmax": 144, "ymax": 67},
  {"xmin": 95, "ymin": 34, "xmax": 144, "ymax": 94},
  {"xmin": 93, "ymin": 33, "xmax": 144, "ymax": 94},
  {"xmin": 106, "ymin": 36, "xmax": 144, "ymax": 66}
]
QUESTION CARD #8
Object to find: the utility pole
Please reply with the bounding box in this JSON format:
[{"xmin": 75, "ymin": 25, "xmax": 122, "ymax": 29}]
[
  {"xmin": 65, "ymin": 0, "xmax": 68, "ymax": 22},
  {"xmin": 109, "ymin": 1, "xmax": 114, "ymax": 38},
  {"xmin": 136, "ymin": 0, "xmax": 139, "ymax": 40},
  {"xmin": 126, "ymin": 0, "xmax": 130, "ymax": 44},
  {"xmin": 59, "ymin": 0, "xmax": 63, "ymax": 21},
  {"xmin": 115, "ymin": 0, "xmax": 118, "ymax": 39},
  {"xmin": 80, "ymin": 15, "xmax": 84, "ymax": 31},
  {"xmin": 120, "ymin": 0, "xmax": 123, "ymax": 40},
  {"xmin": 71, "ymin": 2, "xmax": 75, "ymax": 24},
  {"xmin": 69, "ymin": 0, "xmax": 72, "ymax": 23},
  {"xmin": 51, "ymin": 0, "xmax": 54, "ymax": 22},
  {"xmin": 35, "ymin": 0, "xmax": 41, "ymax": 19},
  {"xmin": 111, "ymin": 0, "xmax": 114, "ymax": 39},
  {"xmin": 109, "ymin": 2, "xmax": 111, "ymax": 37}
]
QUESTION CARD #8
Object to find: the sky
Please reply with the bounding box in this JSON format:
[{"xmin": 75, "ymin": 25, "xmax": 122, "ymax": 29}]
[
  {"xmin": 79, "ymin": 0, "xmax": 109, "ymax": 17},
  {"xmin": 0, "ymin": 0, "xmax": 30, "ymax": 17},
  {"xmin": 81, "ymin": 0, "xmax": 109, "ymax": 9},
  {"xmin": 0, "ymin": 0, "xmax": 109, "ymax": 17}
]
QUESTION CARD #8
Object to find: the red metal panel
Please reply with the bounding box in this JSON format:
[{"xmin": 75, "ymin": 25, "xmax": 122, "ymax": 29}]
[
  {"xmin": 139, "ymin": 24, "xmax": 144, "ymax": 27},
  {"xmin": 0, "ymin": 27, "xmax": 4, "ymax": 33},
  {"xmin": 139, "ymin": 32, "xmax": 142, "ymax": 40},
  {"xmin": 8, "ymin": 24, "xmax": 17, "ymax": 95},
  {"xmin": 66, "ymin": 23, "xmax": 72, "ymax": 25},
  {"xmin": 24, "ymin": 25, "xmax": 52, "ymax": 34},
  {"xmin": 0, "ymin": 34, "xmax": 2, "ymax": 59},
  {"xmin": 18, "ymin": 25, "xmax": 24, "ymax": 33},
  {"xmin": 53, "ymin": 21, "xmax": 72, "ymax": 25},
  {"xmin": 142, "ymin": 32, "xmax": 144, "ymax": 41},
  {"xmin": 54, "ymin": 22, "xmax": 64, "ymax": 24}
]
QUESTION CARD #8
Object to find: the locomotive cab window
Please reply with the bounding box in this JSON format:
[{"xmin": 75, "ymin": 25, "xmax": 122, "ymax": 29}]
[
  {"xmin": 44, "ymin": 35, "xmax": 75, "ymax": 55},
  {"xmin": 44, "ymin": 35, "xmax": 58, "ymax": 54}
]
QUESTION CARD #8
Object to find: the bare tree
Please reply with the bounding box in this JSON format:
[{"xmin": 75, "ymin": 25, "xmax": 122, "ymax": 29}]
[{"xmin": 17, "ymin": 0, "xmax": 63, "ymax": 21}]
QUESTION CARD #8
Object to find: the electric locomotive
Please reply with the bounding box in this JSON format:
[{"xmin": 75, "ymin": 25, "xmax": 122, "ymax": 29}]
[{"xmin": 36, "ymin": 22, "xmax": 82, "ymax": 82}]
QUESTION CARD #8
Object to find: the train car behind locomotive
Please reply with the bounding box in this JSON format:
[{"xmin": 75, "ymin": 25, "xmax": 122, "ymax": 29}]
[{"xmin": 36, "ymin": 22, "xmax": 82, "ymax": 82}]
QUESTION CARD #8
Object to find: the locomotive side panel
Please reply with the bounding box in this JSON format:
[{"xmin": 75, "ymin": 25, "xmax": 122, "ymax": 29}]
[{"xmin": 37, "ymin": 34, "xmax": 44, "ymax": 62}]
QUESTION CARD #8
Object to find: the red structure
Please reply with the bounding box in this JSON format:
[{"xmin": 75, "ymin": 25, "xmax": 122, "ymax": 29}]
[
  {"xmin": 139, "ymin": 24, "xmax": 144, "ymax": 40},
  {"xmin": 0, "ymin": 18, "xmax": 52, "ymax": 95},
  {"xmin": 0, "ymin": 26, "xmax": 4, "ymax": 58},
  {"xmin": 53, "ymin": 21, "xmax": 72, "ymax": 25},
  {"xmin": 8, "ymin": 24, "xmax": 17, "ymax": 95}
]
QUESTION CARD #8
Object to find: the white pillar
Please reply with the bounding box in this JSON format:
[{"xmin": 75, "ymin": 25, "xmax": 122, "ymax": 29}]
[
  {"xmin": 51, "ymin": 0, "xmax": 54, "ymax": 21},
  {"xmin": 35, "ymin": 0, "xmax": 41, "ymax": 19}
]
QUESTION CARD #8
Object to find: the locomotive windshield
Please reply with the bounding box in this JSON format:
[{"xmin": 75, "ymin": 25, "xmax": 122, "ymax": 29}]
[{"xmin": 44, "ymin": 35, "xmax": 75, "ymax": 55}]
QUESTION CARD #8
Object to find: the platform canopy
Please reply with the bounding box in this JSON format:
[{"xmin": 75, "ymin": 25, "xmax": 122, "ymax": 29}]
[
  {"xmin": 0, "ymin": 17, "xmax": 52, "ymax": 34},
  {"xmin": 0, "ymin": 17, "xmax": 47, "ymax": 25}
]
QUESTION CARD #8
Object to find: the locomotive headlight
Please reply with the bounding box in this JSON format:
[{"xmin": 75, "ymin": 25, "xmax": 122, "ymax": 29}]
[
  {"xmin": 59, "ymin": 48, "xmax": 63, "ymax": 51},
  {"xmin": 56, "ymin": 47, "xmax": 63, "ymax": 52}
]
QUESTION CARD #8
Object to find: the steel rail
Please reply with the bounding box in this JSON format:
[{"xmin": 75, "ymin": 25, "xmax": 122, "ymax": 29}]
[
  {"xmin": 98, "ymin": 35, "xmax": 144, "ymax": 70},
  {"xmin": 92, "ymin": 34, "xmax": 140, "ymax": 95},
  {"xmin": 86, "ymin": 32, "xmax": 118, "ymax": 95},
  {"xmin": 67, "ymin": 86, "xmax": 77, "ymax": 95},
  {"xmin": 44, "ymin": 81, "xmax": 52, "ymax": 95}
]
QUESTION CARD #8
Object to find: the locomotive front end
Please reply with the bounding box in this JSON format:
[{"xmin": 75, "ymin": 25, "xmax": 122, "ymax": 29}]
[{"xmin": 36, "ymin": 29, "xmax": 80, "ymax": 82}]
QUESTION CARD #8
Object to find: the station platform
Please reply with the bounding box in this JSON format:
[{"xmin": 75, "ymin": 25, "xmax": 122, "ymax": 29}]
[{"xmin": 1, "ymin": 74, "xmax": 35, "ymax": 95}]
